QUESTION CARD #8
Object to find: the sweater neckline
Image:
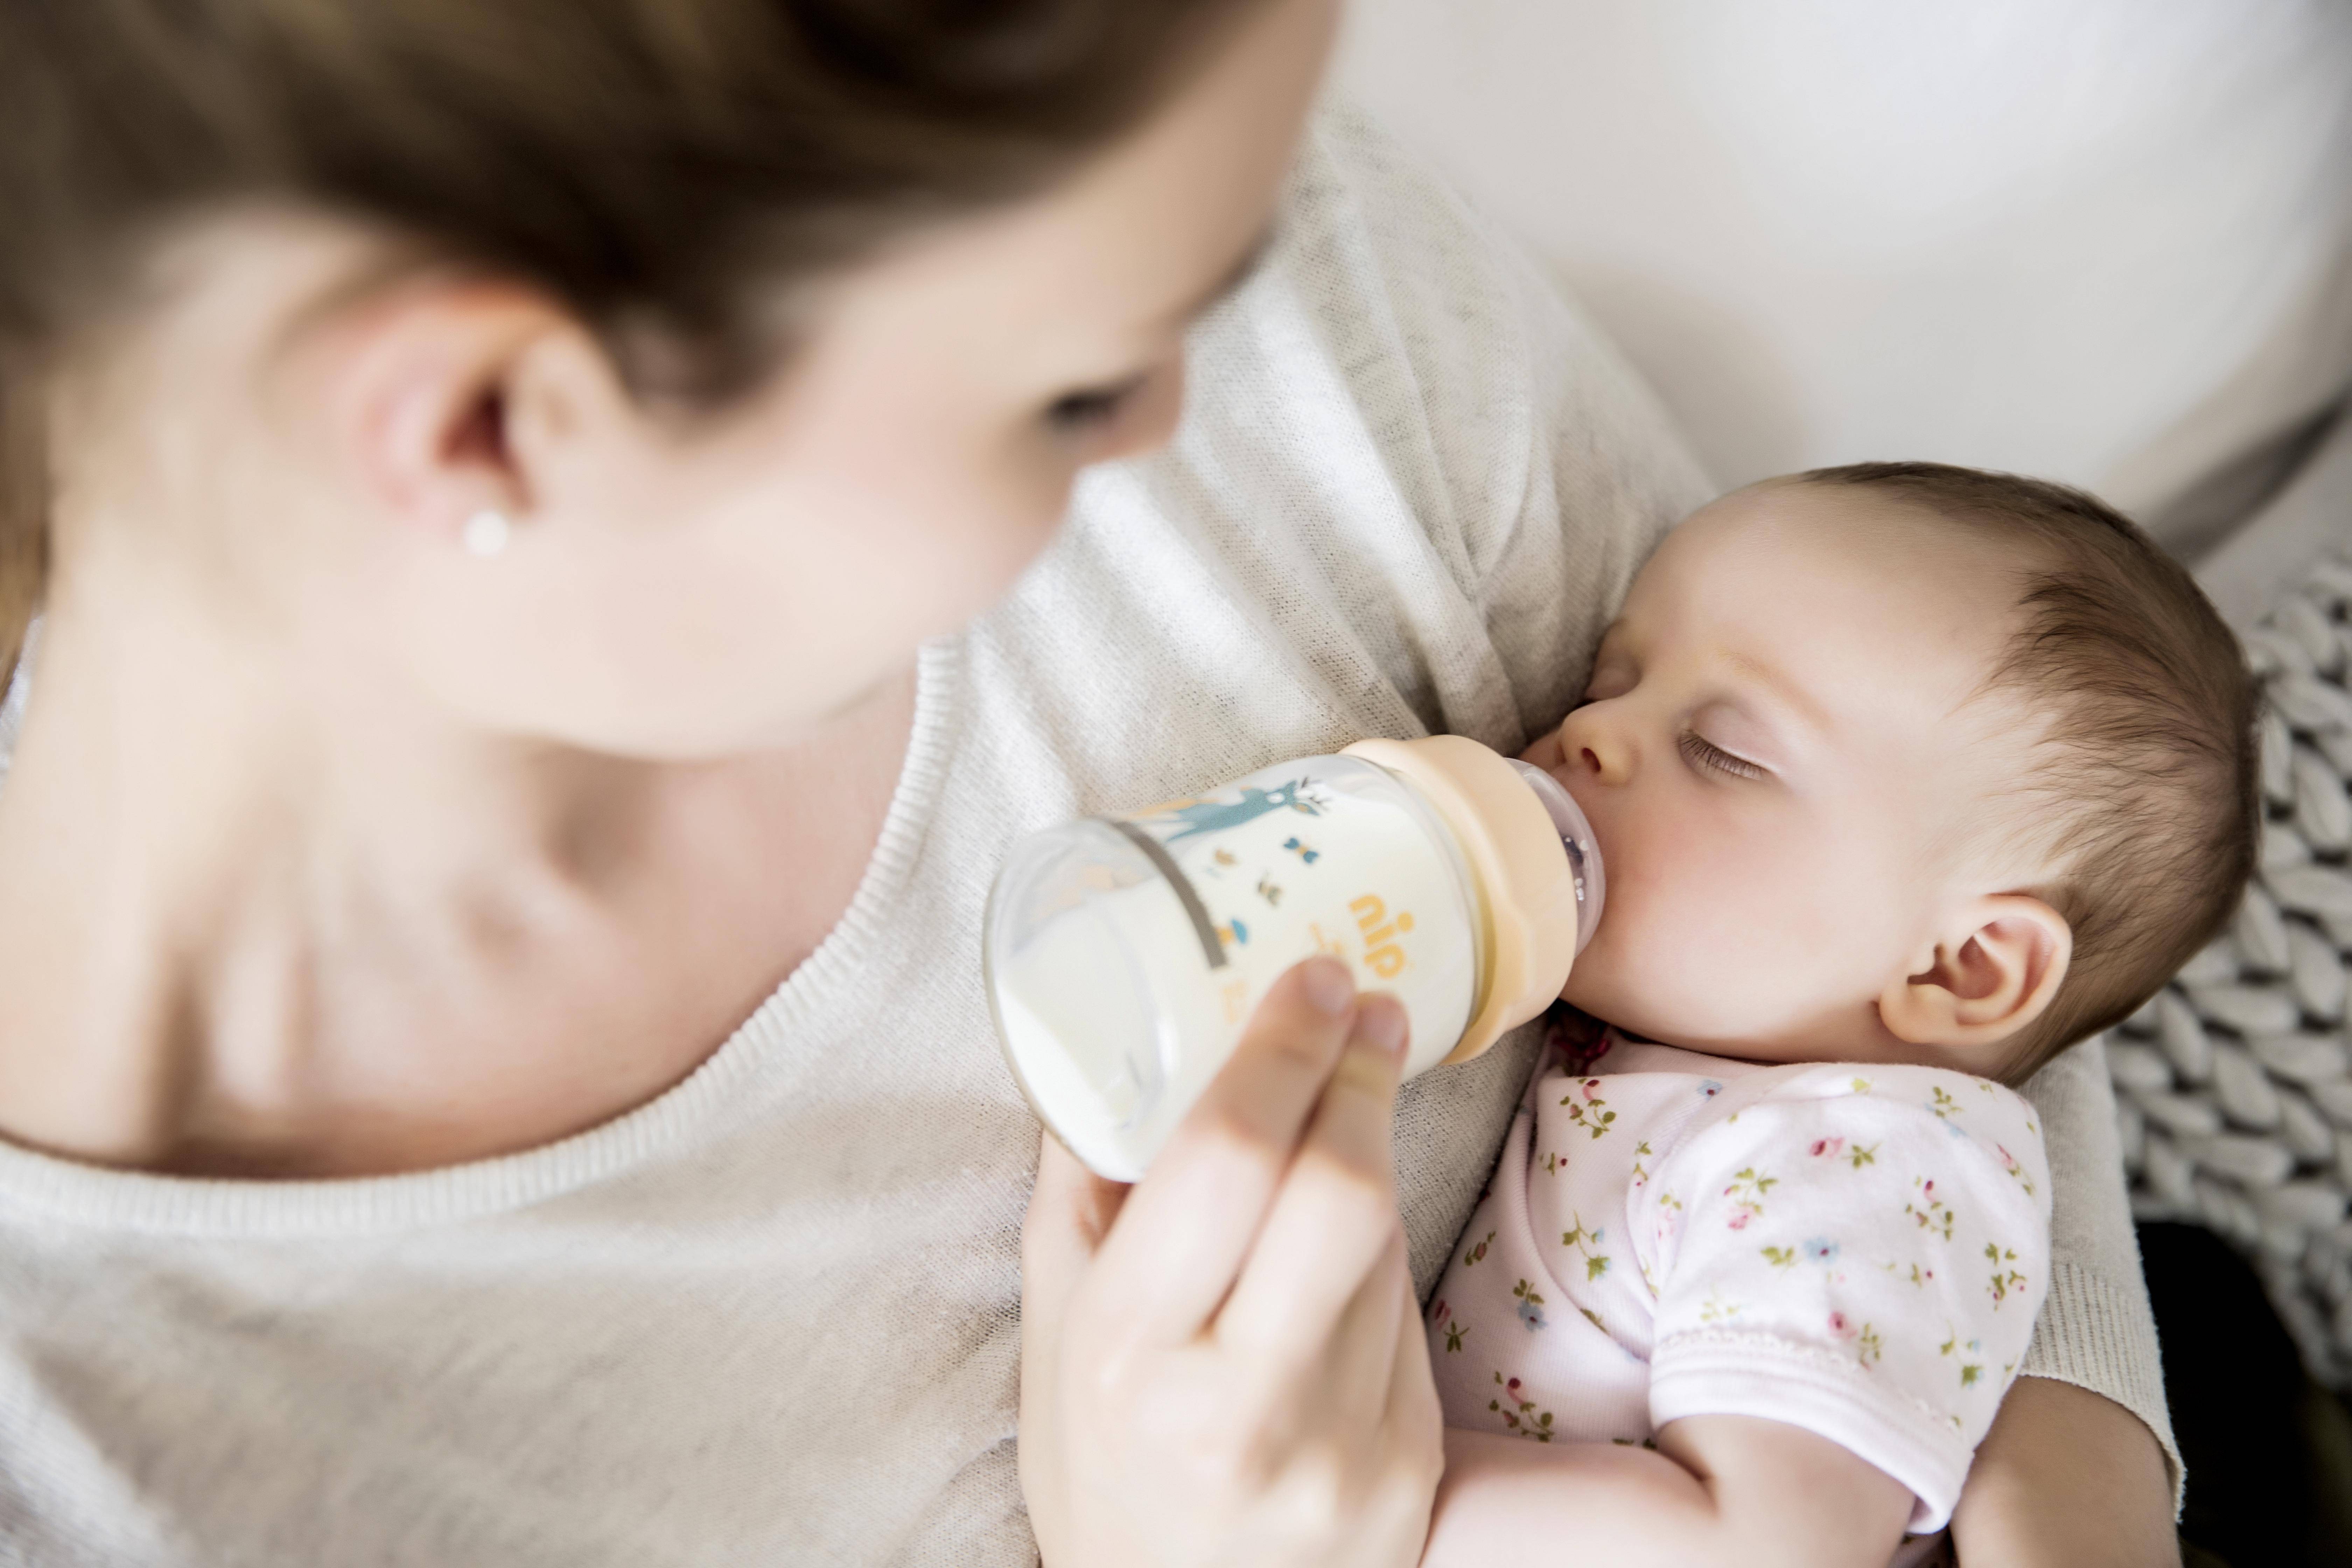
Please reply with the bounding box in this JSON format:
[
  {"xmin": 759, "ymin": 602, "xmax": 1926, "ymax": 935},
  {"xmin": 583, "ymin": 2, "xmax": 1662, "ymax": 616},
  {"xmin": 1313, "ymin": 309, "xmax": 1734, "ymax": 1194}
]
[{"xmin": 0, "ymin": 638, "xmax": 963, "ymax": 1239}]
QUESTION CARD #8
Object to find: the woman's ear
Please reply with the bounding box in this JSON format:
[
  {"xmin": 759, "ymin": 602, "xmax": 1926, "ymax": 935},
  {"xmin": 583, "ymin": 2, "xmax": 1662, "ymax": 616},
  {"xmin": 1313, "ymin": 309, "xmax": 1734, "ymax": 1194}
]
[
  {"xmin": 309, "ymin": 280, "xmax": 611, "ymax": 547},
  {"xmin": 1880, "ymin": 895, "xmax": 2073, "ymax": 1051}
]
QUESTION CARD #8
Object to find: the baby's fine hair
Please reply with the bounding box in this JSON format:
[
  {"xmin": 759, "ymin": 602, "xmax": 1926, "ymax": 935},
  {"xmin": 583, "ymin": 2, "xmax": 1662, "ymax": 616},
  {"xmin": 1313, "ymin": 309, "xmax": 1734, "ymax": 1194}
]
[{"xmin": 1801, "ymin": 461, "xmax": 2261, "ymax": 1079}]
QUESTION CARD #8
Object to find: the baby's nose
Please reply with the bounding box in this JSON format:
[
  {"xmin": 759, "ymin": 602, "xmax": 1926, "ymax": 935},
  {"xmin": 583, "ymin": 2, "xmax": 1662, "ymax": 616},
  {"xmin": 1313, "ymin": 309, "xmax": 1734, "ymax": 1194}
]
[{"xmin": 1559, "ymin": 708, "xmax": 1633, "ymax": 784}]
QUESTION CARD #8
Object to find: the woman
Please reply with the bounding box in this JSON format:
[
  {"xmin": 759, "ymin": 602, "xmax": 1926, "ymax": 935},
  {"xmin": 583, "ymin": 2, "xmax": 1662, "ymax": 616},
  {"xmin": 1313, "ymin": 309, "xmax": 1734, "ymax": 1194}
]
[{"xmin": 0, "ymin": 1, "xmax": 2177, "ymax": 1562}]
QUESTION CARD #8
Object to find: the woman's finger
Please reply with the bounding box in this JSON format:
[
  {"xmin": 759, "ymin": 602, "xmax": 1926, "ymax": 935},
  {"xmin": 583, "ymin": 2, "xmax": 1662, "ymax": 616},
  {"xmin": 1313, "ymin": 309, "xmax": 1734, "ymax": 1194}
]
[
  {"xmin": 1368, "ymin": 1269, "xmax": 1446, "ymax": 1557},
  {"xmin": 1317, "ymin": 1227, "xmax": 1413, "ymax": 1434},
  {"xmin": 1212, "ymin": 992, "xmax": 1409, "ymax": 1363},
  {"xmin": 1085, "ymin": 957, "xmax": 1363, "ymax": 1339},
  {"xmin": 1387, "ymin": 1254, "xmax": 1441, "ymax": 1440},
  {"xmin": 1020, "ymin": 1134, "xmax": 1131, "ymax": 1568},
  {"xmin": 1022, "ymin": 1132, "xmax": 1130, "ymax": 1345}
]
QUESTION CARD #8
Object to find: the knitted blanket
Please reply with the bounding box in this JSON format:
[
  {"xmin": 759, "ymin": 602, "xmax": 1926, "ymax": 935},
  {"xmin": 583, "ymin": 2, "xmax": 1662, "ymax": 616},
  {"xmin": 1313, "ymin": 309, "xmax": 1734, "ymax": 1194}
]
[{"xmin": 2118, "ymin": 555, "xmax": 2352, "ymax": 1386}]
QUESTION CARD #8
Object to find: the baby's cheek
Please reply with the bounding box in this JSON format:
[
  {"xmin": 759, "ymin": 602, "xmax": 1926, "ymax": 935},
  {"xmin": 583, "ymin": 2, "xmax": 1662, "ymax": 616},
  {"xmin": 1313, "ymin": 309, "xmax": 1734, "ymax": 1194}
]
[
  {"xmin": 1568, "ymin": 843, "xmax": 1846, "ymax": 1039},
  {"xmin": 1559, "ymin": 890, "xmax": 1752, "ymax": 1037}
]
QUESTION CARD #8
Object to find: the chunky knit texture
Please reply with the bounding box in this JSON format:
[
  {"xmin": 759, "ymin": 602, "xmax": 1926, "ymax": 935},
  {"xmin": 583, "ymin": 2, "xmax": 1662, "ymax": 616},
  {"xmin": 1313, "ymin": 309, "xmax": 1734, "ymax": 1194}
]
[{"xmin": 2118, "ymin": 555, "xmax": 2352, "ymax": 1388}]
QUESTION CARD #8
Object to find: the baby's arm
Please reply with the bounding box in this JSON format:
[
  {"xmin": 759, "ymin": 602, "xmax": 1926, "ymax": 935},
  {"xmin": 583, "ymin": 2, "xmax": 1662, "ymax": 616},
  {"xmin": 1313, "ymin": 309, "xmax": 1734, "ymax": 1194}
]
[
  {"xmin": 1424, "ymin": 1415, "xmax": 1912, "ymax": 1568},
  {"xmin": 1418, "ymin": 1070, "xmax": 2055, "ymax": 1565}
]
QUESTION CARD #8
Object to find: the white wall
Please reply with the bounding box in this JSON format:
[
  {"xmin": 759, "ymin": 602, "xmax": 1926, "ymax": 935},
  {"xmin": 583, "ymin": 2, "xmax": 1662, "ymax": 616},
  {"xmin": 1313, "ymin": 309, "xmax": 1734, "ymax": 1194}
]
[{"xmin": 1337, "ymin": 0, "xmax": 2352, "ymax": 544}]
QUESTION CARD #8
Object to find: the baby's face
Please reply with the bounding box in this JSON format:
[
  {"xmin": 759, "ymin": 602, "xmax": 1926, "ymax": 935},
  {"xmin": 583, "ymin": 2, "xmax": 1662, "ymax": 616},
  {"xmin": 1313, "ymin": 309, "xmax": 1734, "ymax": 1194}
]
[{"xmin": 1532, "ymin": 482, "xmax": 2050, "ymax": 1062}]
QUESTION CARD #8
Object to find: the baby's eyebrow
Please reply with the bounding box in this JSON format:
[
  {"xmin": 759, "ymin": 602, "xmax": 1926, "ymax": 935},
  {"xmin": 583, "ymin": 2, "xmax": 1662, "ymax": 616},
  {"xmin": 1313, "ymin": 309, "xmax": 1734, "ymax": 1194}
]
[{"xmin": 1720, "ymin": 647, "xmax": 1832, "ymax": 735}]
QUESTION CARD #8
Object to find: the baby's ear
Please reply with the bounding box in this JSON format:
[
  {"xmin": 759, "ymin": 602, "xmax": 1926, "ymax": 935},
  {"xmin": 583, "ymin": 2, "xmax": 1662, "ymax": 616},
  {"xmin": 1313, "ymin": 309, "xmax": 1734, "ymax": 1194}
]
[{"xmin": 1879, "ymin": 896, "xmax": 2072, "ymax": 1054}]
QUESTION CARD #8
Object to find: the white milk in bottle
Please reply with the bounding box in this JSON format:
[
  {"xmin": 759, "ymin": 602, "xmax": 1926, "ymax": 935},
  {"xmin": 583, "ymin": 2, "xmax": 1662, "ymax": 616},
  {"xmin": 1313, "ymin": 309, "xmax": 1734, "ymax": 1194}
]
[{"xmin": 987, "ymin": 736, "xmax": 1604, "ymax": 1180}]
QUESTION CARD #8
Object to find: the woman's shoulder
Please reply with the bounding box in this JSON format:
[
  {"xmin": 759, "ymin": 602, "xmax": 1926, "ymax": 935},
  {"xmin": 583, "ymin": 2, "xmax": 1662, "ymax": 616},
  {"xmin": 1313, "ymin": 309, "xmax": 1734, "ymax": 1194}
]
[
  {"xmin": 1285, "ymin": 99, "xmax": 1528, "ymax": 329},
  {"xmin": 1136, "ymin": 100, "xmax": 1707, "ymax": 747},
  {"xmin": 1177, "ymin": 97, "xmax": 1571, "ymax": 567},
  {"xmin": 1247, "ymin": 98, "xmax": 1709, "ymax": 541}
]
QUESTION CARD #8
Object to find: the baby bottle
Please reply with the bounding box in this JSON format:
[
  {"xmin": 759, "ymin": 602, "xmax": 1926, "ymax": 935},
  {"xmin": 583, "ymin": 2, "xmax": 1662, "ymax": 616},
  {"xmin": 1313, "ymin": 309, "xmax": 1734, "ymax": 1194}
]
[{"xmin": 985, "ymin": 736, "xmax": 1605, "ymax": 1180}]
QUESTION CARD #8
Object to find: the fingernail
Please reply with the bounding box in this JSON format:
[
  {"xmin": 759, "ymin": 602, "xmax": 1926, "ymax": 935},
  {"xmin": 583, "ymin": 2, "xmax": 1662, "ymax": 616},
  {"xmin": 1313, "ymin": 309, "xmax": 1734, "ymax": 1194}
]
[
  {"xmin": 1300, "ymin": 956, "xmax": 1354, "ymax": 1015},
  {"xmin": 1355, "ymin": 997, "xmax": 1407, "ymax": 1059}
]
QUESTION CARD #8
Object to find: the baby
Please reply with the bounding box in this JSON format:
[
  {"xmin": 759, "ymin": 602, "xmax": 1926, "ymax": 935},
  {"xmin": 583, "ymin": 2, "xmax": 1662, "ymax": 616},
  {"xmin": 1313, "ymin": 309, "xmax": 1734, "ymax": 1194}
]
[{"xmin": 1420, "ymin": 463, "xmax": 2258, "ymax": 1566}]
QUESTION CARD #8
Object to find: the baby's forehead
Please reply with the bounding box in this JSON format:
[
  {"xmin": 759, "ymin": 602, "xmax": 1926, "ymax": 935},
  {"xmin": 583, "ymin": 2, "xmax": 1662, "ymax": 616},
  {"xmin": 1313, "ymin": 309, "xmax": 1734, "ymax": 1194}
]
[
  {"xmin": 1659, "ymin": 479, "xmax": 2039, "ymax": 582},
  {"xmin": 1613, "ymin": 484, "xmax": 2048, "ymax": 754},
  {"xmin": 1629, "ymin": 485, "xmax": 2030, "ymax": 660}
]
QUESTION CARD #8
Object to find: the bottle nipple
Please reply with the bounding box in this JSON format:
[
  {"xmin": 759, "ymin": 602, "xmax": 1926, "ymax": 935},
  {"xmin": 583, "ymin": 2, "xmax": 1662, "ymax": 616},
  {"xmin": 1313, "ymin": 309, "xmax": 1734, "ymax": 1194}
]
[{"xmin": 1505, "ymin": 760, "xmax": 1608, "ymax": 955}]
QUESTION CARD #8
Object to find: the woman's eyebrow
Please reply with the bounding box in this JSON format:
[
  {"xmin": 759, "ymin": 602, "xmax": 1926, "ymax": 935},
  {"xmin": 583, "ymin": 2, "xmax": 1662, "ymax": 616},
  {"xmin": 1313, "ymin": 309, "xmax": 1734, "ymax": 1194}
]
[{"xmin": 1164, "ymin": 220, "xmax": 1278, "ymax": 326}]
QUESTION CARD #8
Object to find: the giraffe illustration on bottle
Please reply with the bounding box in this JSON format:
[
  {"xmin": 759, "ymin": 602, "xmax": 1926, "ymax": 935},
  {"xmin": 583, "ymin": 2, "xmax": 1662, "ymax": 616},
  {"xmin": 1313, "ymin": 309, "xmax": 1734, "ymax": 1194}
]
[{"xmin": 1147, "ymin": 779, "xmax": 1328, "ymax": 845}]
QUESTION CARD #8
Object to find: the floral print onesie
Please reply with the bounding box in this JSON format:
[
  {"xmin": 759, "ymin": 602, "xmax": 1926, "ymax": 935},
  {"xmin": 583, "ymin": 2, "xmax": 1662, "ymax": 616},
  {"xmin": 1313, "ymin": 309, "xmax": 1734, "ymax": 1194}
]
[{"xmin": 1427, "ymin": 1031, "xmax": 2051, "ymax": 1533}]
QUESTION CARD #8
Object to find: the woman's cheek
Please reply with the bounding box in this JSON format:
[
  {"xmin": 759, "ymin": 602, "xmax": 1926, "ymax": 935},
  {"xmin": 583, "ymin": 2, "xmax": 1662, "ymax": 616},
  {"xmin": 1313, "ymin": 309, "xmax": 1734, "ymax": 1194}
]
[{"xmin": 865, "ymin": 453, "xmax": 1072, "ymax": 635}]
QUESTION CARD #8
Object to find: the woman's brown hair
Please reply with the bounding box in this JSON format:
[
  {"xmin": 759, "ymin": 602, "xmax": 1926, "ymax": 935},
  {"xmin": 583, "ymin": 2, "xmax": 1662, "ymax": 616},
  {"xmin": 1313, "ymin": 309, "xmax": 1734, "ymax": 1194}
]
[{"xmin": 0, "ymin": 0, "xmax": 1261, "ymax": 679}]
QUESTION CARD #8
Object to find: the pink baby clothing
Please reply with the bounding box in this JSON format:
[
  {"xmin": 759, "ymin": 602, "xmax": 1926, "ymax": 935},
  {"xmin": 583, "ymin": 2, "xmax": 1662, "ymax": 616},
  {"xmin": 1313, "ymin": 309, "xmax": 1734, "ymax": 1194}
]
[{"xmin": 1428, "ymin": 1032, "xmax": 2052, "ymax": 1532}]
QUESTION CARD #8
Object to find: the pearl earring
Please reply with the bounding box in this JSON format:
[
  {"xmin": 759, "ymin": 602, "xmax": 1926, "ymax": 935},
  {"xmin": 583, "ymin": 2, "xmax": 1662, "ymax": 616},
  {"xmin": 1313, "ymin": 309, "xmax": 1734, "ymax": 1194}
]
[{"xmin": 462, "ymin": 509, "xmax": 512, "ymax": 558}]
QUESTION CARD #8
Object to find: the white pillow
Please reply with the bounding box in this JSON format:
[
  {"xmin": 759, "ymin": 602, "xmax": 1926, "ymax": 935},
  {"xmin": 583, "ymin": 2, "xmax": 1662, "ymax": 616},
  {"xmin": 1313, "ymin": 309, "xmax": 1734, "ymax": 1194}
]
[
  {"xmin": 2200, "ymin": 411, "xmax": 2352, "ymax": 628},
  {"xmin": 1339, "ymin": 0, "xmax": 2352, "ymax": 549}
]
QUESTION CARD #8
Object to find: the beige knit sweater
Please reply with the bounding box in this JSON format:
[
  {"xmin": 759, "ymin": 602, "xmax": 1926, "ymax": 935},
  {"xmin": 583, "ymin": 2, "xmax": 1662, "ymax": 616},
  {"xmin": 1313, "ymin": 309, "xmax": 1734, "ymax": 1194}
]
[{"xmin": 0, "ymin": 106, "xmax": 2172, "ymax": 1567}]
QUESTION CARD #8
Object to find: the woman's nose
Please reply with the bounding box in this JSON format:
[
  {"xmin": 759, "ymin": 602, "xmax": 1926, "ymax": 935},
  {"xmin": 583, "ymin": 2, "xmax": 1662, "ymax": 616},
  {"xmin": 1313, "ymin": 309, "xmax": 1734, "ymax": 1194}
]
[{"xmin": 1556, "ymin": 705, "xmax": 1633, "ymax": 784}]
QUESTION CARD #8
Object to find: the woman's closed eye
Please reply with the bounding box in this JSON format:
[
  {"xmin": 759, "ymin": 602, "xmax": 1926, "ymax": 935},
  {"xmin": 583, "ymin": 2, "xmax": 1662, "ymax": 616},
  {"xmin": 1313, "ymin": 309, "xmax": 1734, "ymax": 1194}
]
[
  {"xmin": 1677, "ymin": 729, "xmax": 1768, "ymax": 781},
  {"xmin": 1044, "ymin": 372, "xmax": 1149, "ymax": 434}
]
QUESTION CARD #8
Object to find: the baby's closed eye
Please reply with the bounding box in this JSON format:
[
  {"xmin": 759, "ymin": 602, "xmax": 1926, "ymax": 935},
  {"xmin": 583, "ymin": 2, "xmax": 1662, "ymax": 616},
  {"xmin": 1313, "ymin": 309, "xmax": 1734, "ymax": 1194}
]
[{"xmin": 1676, "ymin": 730, "xmax": 1767, "ymax": 781}]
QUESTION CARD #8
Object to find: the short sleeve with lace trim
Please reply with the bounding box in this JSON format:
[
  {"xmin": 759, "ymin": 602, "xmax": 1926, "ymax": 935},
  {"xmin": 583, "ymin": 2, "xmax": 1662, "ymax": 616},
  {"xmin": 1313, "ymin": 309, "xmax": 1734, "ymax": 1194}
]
[{"xmin": 1641, "ymin": 1065, "xmax": 2052, "ymax": 1533}]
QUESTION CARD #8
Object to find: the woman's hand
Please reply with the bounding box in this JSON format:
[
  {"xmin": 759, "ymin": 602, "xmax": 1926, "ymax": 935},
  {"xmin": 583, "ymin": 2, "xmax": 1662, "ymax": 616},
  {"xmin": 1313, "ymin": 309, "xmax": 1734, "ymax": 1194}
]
[{"xmin": 1019, "ymin": 957, "xmax": 1445, "ymax": 1568}]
